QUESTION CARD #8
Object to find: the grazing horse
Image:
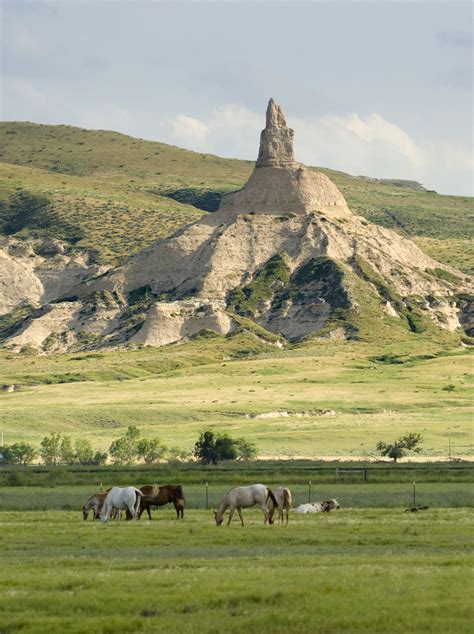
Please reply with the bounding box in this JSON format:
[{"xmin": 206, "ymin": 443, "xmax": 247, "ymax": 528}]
[
  {"xmin": 136, "ymin": 484, "xmax": 185, "ymax": 520},
  {"xmin": 268, "ymin": 486, "xmax": 292, "ymax": 524},
  {"xmin": 82, "ymin": 492, "xmax": 108, "ymax": 521},
  {"xmin": 214, "ymin": 484, "xmax": 278, "ymax": 526},
  {"xmin": 100, "ymin": 486, "xmax": 143, "ymax": 523},
  {"xmin": 292, "ymin": 499, "xmax": 340, "ymax": 514}
]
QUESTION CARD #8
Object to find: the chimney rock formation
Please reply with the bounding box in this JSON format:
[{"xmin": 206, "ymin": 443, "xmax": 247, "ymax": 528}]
[
  {"xmin": 1, "ymin": 98, "xmax": 471, "ymax": 352},
  {"xmin": 218, "ymin": 99, "xmax": 349, "ymax": 217},
  {"xmin": 256, "ymin": 98, "xmax": 296, "ymax": 168}
]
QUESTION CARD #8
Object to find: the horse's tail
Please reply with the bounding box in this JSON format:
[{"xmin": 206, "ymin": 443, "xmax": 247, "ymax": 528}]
[
  {"xmin": 266, "ymin": 487, "xmax": 278, "ymax": 509},
  {"xmin": 134, "ymin": 488, "xmax": 144, "ymax": 516},
  {"xmin": 151, "ymin": 484, "xmax": 160, "ymax": 498},
  {"xmin": 283, "ymin": 487, "xmax": 292, "ymax": 509}
]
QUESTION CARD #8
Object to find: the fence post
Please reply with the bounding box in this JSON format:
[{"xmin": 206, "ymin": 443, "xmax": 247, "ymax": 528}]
[
  {"xmin": 364, "ymin": 469, "xmax": 368, "ymax": 482},
  {"xmin": 205, "ymin": 482, "xmax": 209, "ymax": 510},
  {"xmin": 308, "ymin": 480, "xmax": 312, "ymax": 503},
  {"xmin": 100, "ymin": 482, "xmax": 103, "ymax": 492},
  {"xmin": 335, "ymin": 468, "xmax": 339, "ymax": 482},
  {"xmin": 412, "ymin": 480, "xmax": 416, "ymax": 508}
]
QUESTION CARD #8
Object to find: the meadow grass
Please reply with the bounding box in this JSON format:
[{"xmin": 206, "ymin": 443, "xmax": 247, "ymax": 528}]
[
  {"xmin": 0, "ymin": 482, "xmax": 472, "ymax": 511},
  {"xmin": 0, "ymin": 508, "xmax": 472, "ymax": 633},
  {"xmin": 0, "ymin": 340, "xmax": 472, "ymax": 459}
]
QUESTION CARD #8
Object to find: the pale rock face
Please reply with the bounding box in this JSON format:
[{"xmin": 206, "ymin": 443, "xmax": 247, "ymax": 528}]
[
  {"xmin": 130, "ymin": 299, "xmax": 233, "ymax": 347},
  {"xmin": 256, "ymin": 98, "xmax": 296, "ymax": 168},
  {"xmin": 1, "ymin": 99, "xmax": 472, "ymax": 351},
  {"xmin": 0, "ymin": 238, "xmax": 107, "ymax": 315}
]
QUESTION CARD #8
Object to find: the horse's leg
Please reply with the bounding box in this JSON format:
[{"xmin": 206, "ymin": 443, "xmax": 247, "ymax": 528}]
[
  {"xmin": 173, "ymin": 500, "xmax": 180, "ymax": 519},
  {"xmin": 146, "ymin": 503, "xmax": 152, "ymax": 520},
  {"xmin": 259, "ymin": 503, "xmax": 269, "ymax": 524},
  {"xmin": 227, "ymin": 505, "xmax": 235, "ymax": 526},
  {"xmin": 237, "ymin": 507, "xmax": 244, "ymax": 527}
]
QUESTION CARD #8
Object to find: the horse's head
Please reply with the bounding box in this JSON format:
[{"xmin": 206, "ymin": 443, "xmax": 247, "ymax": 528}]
[
  {"xmin": 82, "ymin": 507, "xmax": 89, "ymax": 521},
  {"xmin": 214, "ymin": 511, "xmax": 223, "ymax": 526}
]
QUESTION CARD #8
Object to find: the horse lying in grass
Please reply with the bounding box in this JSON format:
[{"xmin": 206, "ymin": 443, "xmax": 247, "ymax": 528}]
[
  {"xmin": 292, "ymin": 499, "xmax": 340, "ymax": 514},
  {"xmin": 214, "ymin": 484, "xmax": 278, "ymax": 526},
  {"xmin": 100, "ymin": 486, "xmax": 143, "ymax": 523},
  {"xmin": 268, "ymin": 486, "xmax": 292, "ymax": 524}
]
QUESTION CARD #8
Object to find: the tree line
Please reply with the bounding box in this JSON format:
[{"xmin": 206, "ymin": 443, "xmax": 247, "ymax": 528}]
[
  {"xmin": 0, "ymin": 427, "xmax": 257, "ymax": 466},
  {"xmin": 0, "ymin": 429, "xmax": 422, "ymax": 466}
]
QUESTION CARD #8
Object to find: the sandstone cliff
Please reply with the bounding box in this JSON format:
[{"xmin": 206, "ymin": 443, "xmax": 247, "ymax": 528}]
[{"xmin": 1, "ymin": 100, "xmax": 472, "ymax": 352}]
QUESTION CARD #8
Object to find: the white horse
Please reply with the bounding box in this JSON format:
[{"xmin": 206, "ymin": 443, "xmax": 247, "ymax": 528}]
[
  {"xmin": 292, "ymin": 499, "xmax": 340, "ymax": 514},
  {"xmin": 100, "ymin": 486, "xmax": 143, "ymax": 523},
  {"xmin": 267, "ymin": 486, "xmax": 292, "ymax": 524},
  {"xmin": 214, "ymin": 484, "xmax": 278, "ymax": 526}
]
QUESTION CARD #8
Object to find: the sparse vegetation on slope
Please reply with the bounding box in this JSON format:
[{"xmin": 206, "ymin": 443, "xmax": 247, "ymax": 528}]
[{"xmin": 0, "ymin": 122, "xmax": 472, "ymax": 271}]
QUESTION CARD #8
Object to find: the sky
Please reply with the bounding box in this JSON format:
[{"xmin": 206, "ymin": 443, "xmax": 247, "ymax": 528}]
[{"xmin": 1, "ymin": 0, "xmax": 473, "ymax": 195}]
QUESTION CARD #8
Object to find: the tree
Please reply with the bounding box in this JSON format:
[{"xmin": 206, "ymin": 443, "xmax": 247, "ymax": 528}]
[
  {"xmin": 109, "ymin": 426, "xmax": 140, "ymax": 465},
  {"xmin": 137, "ymin": 438, "xmax": 167, "ymax": 464},
  {"xmin": 60, "ymin": 435, "xmax": 75, "ymax": 464},
  {"xmin": 193, "ymin": 430, "xmax": 255, "ymax": 465},
  {"xmin": 93, "ymin": 450, "xmax": 108, "ymax": 466},
  {"xmin": 194, "ymin": 430, "xmax": 218, "ymax": 465},
  {"xmin": 40, "ymin": 432, "xmax": 62, "ymax": 465},
  {"xmin": 1, "ymin": 442, "xmax": 37, "ymax": 465},
  {"xmin": 234, "ymin": 438, "xmax": 257, "ymax": 461},
  {"xmin": 376, "ymin": 433, "xmax": 423, "ymax": 463},
  {"xmin": 75, "ymin": 439, "xmax": 94, "ymax": 464}
]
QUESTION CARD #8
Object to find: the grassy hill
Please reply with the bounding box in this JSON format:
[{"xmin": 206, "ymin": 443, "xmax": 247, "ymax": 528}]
[
  {"xmin": 0, "ymin": 121, "xmax": 472, "ymax": 271},
  {"xmin": 0, "ymin": 334, "xmax": 472, "ymax": 459}
]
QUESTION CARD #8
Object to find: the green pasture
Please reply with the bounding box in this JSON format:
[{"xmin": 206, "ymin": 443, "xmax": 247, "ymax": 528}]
[
  {"xmin": 0, "ymin": 508, "xmax": 472, "ymax": 633},
  {"xmin": 0, "ymin": 482, "xmax": 472, "ymax": 511},
  {"xmin": 1, "ymin": 340, "xmax": 472, "ymax": 459}
]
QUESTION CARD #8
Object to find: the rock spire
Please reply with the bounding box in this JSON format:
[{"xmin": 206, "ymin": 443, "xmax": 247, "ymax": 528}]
[{"xmin": 256, "ymin": 98, "xmax": 296, "ymax": 168}]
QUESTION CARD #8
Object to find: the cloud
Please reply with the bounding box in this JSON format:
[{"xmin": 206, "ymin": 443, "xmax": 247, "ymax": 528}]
[
  {"xmin": 171, "ymin": 114, "xmax": 209, "ymax": 146},
  {"xmin": 168, "ymin": 105, "xmax": 473, "ymax": 195}
]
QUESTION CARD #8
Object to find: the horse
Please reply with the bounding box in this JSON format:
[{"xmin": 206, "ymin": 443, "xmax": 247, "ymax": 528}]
[
  {"xmin": 292, "ymin": 499, "xmax": 340, "ymax": 514},
  {"xmin": 214, "ymin": 484, "xmax": 278, "ymax": 526},
  {"xmin": 268, "ymin": 486, "xmax": 292, "ymax": 524},
  {"xmin": 136, "ymin": 484, "xmax": 185, "ymax": 520},
  {"xmin": 82, "ymin": 492, "xmax": 108, "ymax": 521},
  {"xmin": 100, "ymin": 486, "xmax": 143, "ymax": 523}
]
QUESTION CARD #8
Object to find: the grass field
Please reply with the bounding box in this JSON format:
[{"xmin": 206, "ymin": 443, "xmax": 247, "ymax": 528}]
[
  {"xmin": 0, "ymin": 482, "xmax": 472, "ymax": 511},
  {"xmin": 0, "ymin": 507, "xmax": 472, "ymax": 633},
  {"xmin": 1, "ymin": 339, "xmax": 472, "ymax": 459}
]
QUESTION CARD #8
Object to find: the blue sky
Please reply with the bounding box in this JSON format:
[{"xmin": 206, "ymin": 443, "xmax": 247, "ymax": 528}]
[{"xmin": 1, "ymin": 1, "xmax": 473, "ymax": 194}]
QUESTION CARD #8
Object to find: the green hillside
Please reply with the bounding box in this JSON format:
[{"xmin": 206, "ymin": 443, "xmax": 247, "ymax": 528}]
[{"xmin": 0, "ymin": 121, "xmax": 472, "ymax": 270}]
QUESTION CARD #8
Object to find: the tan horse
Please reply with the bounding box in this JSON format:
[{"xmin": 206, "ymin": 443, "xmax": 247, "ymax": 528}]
[
  {"xmin": 82, "ymin": 492, "xmax": 108, "ymax": 521},
  {"xmin": 214, "ymin": 484, "xmax": 278, "ymax": 526},
  {"xmin": 268, "ymin": 486, "xmax": 292, "ymax": 524}
]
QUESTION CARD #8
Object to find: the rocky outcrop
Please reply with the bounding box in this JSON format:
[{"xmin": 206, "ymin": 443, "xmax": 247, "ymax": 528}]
[
  {"xmin": 1, "ymin": 99, "xmax": 472, "ymax": 352},
  {"xmin": 256, "ymin": 98, "xmax": 296, "ymax": 168},
  {"xmin": 0, "ymin": 237, "xmax": 107, "ymax": 315}
]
